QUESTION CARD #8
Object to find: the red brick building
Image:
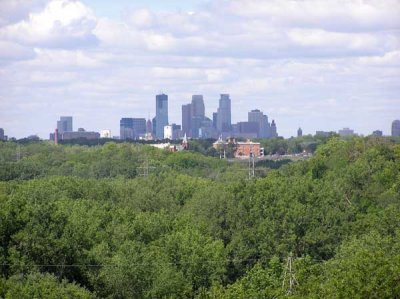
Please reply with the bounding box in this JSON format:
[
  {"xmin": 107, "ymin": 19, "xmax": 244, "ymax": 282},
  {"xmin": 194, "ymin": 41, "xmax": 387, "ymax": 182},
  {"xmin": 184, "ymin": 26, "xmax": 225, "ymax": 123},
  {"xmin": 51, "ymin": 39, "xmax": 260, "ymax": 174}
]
[{"xmin": 235, "ymin": 141, "xmax": 262, "ymax": 158}]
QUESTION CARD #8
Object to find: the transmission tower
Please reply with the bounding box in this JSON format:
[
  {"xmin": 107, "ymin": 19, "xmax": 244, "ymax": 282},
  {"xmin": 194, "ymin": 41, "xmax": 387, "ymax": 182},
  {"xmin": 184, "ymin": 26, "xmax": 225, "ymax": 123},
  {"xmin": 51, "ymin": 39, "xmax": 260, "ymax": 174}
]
[
  {"xmin": 282, "ymin": 253, "xmax": 297, "ymax": 295},
  {"xmin": 137, "ymin": 157, "xmax": 156, "ymax": 177}
]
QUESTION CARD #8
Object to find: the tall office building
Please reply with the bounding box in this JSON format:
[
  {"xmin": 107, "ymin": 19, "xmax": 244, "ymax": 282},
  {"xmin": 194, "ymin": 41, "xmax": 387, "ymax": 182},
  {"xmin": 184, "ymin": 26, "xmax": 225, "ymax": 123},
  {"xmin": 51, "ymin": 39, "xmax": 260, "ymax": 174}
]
[
  {"xmin": 191, "ymin": 95, "xmax": 205, "ymax": 118},
  {"xmin": 191, "ymin": 116, "xmax": 203, "ymax": 138},
  {"xmin": 57, "ymin": 116, "xmax": 73, "ymax": 134},
  {"xmin": 217, "ymin": 94, "xmax": 231, "ymax": 133},
  {"xmin": 297, "ymin": 127, "xmax": 303, "ymax": 137},
  {"xmin": 152, "ymin": 117, "xmax": 157, "ymax": 136},
  {"xmin": 248, "ymin": 109, "xmax": 270, "ymax": 138},
  {"xmin": 120, "ymin": 118, "xmax": 134, "ymax": 140},
  {"xmin": 212, "ymin": 112, "xmax": 218, "ymax": 129},
  {"xmin": 234, "ymin": 121, "xmax": 259, "ymax": 139},
  {"xmin": 190, "ymin": 95, "xmax": 205, "ymax": 138},
  {"xmin": 132, "ymin": 118, "xmax": 146, "ymax": 136},
  {"xmin": 392, "ymin": 120, "xmax": 400, "ymax": 137},
  {"xmin": 155, "ymin": 94, "xmax": 168, "ymax": 139},
  {"xmin": 182, "ymin": 104, "xmax": 192, "ymax": 137},
  {"xmin": 120, "ymin": 118, "xmax": 146, "ymax": 140},
  {"xmin": 270, "ymin": 120, "xmax": 278, "ymax": 138}
]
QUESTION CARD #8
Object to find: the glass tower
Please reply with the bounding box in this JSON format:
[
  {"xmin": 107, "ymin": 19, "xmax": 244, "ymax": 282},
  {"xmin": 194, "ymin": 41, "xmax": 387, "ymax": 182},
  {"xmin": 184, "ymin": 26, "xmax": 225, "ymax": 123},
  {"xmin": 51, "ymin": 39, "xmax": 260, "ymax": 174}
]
[{"xmin": 155, "ymin": 94, "xmax": 168, "ymax": 139}]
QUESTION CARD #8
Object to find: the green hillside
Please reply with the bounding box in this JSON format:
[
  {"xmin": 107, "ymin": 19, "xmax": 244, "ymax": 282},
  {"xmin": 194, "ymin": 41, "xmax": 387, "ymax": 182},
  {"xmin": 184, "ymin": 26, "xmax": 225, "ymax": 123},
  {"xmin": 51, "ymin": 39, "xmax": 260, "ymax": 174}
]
[{"xmin": 0, "ymin": 137, "xmax": 399, "ymax": 298}]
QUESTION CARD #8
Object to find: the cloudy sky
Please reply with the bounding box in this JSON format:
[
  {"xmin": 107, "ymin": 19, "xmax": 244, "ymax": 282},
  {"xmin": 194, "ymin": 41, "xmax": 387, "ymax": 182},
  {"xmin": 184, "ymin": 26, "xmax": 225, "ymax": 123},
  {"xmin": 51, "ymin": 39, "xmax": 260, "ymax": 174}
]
[{"xmin": 0, "ymin": 0, "xmax": 399, "ymax": 138}]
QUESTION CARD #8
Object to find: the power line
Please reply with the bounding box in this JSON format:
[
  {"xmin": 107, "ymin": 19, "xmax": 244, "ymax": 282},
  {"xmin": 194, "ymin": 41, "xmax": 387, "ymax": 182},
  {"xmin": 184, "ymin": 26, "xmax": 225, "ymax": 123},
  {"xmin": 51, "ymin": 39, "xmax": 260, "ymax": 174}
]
[
  {"xmin": 0, "ymin": 258, "xmax": 261, "ymax": 269},
  {"xmin": 0, "ymin": 256, "xmax": 326, "ymax": 269}
]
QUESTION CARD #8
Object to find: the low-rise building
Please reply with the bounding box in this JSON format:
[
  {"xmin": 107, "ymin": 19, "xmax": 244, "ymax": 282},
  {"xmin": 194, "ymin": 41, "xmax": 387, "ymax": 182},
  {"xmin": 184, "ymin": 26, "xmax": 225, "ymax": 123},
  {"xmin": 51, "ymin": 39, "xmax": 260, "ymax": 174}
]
[
  {"xmin": 235, "ymin": 141, "xmax": 262, "ymax": 158},
  {"xmin": 62, "ymin": 129, "xmax": 100, "ymax": 140},
  {"xmin": 100, "ymin": 130, "xmax": 112, "ymax": 138},
  {"xmin": 213, "ymin": 137, "xmax": 263, "ymax": 159}
]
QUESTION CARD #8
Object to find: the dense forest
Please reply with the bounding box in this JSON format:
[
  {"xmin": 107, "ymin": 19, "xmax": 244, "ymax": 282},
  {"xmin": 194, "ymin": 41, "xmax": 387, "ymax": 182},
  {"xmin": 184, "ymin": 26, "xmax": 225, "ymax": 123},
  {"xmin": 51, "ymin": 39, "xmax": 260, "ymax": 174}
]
[{"xmin": 0, "ymin": 137, "xmax": 399, "ymax": 298}]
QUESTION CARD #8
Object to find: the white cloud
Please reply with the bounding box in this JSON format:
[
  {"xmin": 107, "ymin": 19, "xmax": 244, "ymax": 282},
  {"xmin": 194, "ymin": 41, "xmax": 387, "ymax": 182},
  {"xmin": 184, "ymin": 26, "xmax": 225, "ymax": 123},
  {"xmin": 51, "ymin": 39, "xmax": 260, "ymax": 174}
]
[
  {"xmin": 0, "ymin": 0, "xmax": 98, "ymax": 48},
  {"xmin": 0, "ymin": 40, "xmax": 35, "ymax": 62},
  {"xmin": 127, "ymin": 8, "xmax": 154, "ymax": 29},
  {"xmin": 226, "ymin": 0, "xmax": 400, "ymax": 32},
  {"xmin": 0, "ymin": 0, "xmax": 399, "ymax": 138},
  {"xmin": 358, "ymin": 51, "xmax": 400, "ymax": 66},
  {"xmin": 0, "ymin": 0, "xmax": 48, "ymax": 26},
  {"xmin": 28, "ymin": 48, "xmax": 103, "ymax": 69}
]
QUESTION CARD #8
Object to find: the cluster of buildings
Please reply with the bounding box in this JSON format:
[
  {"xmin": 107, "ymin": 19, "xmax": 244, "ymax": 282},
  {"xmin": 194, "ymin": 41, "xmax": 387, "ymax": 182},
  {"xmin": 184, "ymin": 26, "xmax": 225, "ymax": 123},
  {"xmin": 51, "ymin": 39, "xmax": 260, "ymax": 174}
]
[
  {"xmin": 1, "ymin": 94, "xmax": 400, "ymax": 145},
  {"xmin": 50, "ymin": 116, "xmax": 100, "ymax": 143},
  {"xmin": 119, "ymin": 93, "xmax": 279, "ymax": 141}
]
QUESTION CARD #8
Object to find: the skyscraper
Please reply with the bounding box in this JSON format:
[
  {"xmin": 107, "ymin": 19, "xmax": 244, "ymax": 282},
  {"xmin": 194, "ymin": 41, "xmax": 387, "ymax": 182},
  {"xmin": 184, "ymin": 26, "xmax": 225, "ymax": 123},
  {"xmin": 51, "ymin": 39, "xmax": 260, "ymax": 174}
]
[
  {"xmin": 270, "ymin": 120, "xmax": 278, "ymax": 138},
  {"xmin": 190, "ymin": 95, "xmax": 205, "ymax": 138},
  {"xmin": 120, "ymin": 118, "xmax": 134, "ymax": 140},
  {"xmin": 57, "ymin": 116, "xmax": 73, "ymax": 134},
  {"xmin": 248, "ymin": 109, "xmax": 270, "ymax": 138},
  {"xmin": 191, "ymin": 116, "xmax": 203, "ymax": 138},
  {"xmin": 191, "ymin": 95, "xmax": 205, "ymax": 118},
  {"xmin": 120, "ymin": 118, "xmax": 146, "ymax": 140},
  {"xmin": 392, "ymin": 120, "xmax": 400, "ymax": 137},
  {"xmin": 297, "ymin": 127, "xmax": 303, "ymax": 137},
  {"xmin": 155, "ymin": 94, "xmax": 168, "ymax": 139},
  {"xmin": 212, "ymin": 112, "xmax": 218, "ymax": 129},
  {"xmin": 132, "ymin": 118, "xmax": 146, "ymax": 137},
  {"xmin": 182, "ymin": 103, "xmax": 192, "ymax": 137},
  {"xmin": 217, "ymin": 94, "xmax": 231, "ymax": 133}
]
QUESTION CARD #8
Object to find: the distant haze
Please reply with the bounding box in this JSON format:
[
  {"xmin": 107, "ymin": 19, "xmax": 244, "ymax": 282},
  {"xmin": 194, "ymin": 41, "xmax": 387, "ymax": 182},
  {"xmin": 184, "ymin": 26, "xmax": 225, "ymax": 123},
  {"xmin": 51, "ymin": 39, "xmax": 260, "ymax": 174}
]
[{"xmin": 0, "ymin": 0, "xmax": 399, "ymax": 138}]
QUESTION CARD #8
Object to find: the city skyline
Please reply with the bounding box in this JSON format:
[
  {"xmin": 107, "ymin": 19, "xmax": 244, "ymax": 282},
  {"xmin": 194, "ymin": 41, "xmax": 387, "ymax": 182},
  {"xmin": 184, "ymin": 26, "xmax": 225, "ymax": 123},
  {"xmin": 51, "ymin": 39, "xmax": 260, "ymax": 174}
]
[
  {"xmin": 0, "ymin": 0, "xmax": 399, "ymax": 138},
  {"xmin": 1, "ymin": 92, "xmax": 399, "ymax": 140}
]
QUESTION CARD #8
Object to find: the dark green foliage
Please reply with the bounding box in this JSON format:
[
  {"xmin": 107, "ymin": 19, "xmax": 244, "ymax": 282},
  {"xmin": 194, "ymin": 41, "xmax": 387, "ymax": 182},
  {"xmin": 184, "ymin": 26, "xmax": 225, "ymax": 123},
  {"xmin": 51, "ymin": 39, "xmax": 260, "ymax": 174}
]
[
  {"xmin": 0, "ymin": 272, "xmax": 95, "ymax": 299},
  {"xmin": 0, "ymin": 137, "xmax": 399, "ymax": 298}
]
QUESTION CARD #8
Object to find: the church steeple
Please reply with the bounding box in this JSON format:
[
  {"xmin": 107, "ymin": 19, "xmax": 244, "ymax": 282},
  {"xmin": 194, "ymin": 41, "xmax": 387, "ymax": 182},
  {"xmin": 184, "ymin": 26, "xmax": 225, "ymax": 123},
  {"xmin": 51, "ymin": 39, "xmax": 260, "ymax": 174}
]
[{"xmin": 182, "ymin": 133, "xmax": 188, "ymax": 150}]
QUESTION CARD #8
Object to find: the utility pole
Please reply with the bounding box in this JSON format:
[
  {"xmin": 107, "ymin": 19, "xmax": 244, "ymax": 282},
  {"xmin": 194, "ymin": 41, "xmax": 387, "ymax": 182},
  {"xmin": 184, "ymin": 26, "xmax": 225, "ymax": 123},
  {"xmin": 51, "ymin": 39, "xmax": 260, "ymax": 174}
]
[
  {"xmin": 282, "ymin": 253, "xmax": 297, "ymax": 295},
  {"xmin": 248, "ymin": 145, "xmax": 255, "ymax": 179},
  {"xmin": 16, "ymin": 144, "xmax": 21, "ymax": 161},
  {"xmin": 252, "ymin": 152, "xmax": 255, "ymax": 177},
  {"xmin": 248, "ymin": 153, "xmax": 251, "ymax": 179}
]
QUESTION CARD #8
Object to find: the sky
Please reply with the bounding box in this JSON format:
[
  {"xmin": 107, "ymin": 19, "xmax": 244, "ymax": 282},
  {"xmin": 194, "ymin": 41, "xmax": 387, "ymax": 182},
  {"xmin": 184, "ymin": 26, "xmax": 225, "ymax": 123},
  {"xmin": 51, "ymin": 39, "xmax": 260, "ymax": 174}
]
[{"xmin": 0, "ymin": 0, "xmax": 399, "ymax": 139}]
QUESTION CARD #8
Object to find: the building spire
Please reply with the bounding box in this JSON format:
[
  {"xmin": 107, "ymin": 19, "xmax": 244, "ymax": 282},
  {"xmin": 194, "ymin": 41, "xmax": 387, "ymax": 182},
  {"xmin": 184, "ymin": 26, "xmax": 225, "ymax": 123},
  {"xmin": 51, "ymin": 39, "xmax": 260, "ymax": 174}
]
[{"xmin": 182, "ymin": 133, "xmax": 188, "ymax": 150}]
